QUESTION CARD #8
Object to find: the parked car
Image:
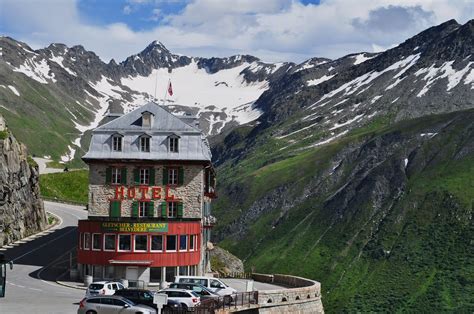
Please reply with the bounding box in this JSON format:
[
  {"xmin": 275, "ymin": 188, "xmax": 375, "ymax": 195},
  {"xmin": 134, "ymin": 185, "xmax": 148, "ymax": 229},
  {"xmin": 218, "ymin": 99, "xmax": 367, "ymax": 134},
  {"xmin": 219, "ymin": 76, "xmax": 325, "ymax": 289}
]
[
  {"xmin": 114, "ymin": 289, "xmax": 182, "ymax": 311},
  {"xmin": 77, "ymin": 295, "xmax": 156, "ymax": 314},
  {"xmin": 85, "ymin": 281, "xmax": 125, "ymax": 297},
  {"xmin": 174, "ymin": 276, "xmax": 237, "ymax": 298},
  {"xmin": 169, "ymin": 282, "xmax": 223, "ymax": 305},
  {"xmin": 158, "ymin": 288, "xmax": 200, "ymax": 310}
]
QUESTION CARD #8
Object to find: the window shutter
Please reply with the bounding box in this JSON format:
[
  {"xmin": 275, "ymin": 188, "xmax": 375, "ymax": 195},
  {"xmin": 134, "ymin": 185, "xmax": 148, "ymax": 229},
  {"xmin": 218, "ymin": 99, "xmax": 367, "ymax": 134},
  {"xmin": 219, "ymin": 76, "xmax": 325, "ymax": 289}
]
[
  {"xmin": 110, "ymin": 201, "xmax": 121, "ymax": 217},
  {"xmin": 149, "ymin": 168, "xmax": 155, "ymax": 185},
  {"xmin": 163, "ymin": 167, "xmax": 168, "ymax": 185},
  {"xmin": 121, "ymin": 168, "xmax": 127, "ymax": 184},
  {"xmin": 105, "ymin": 167, "xmax": 112, "ymax": 184},
  {"xmin": 161, "ymin": 202, "xmax": 167, "ymax": 218},
  {"xmin": 177, "ymin": 202, "xmax": 184, "ymax": 218},
  {"xmin": 148, "ymin": 201, "xmax": 155, "ymax": 217},
  {"xmin": 178, "ymin": 167, "xmax": 184, "ymax": 185},
  {"xmin": 134, "ymin": 168, "xmax": 140, "ymax": 184},
  {"xmin": 132, "ymin": 201, "xmax": 138, "ymax": 217}
]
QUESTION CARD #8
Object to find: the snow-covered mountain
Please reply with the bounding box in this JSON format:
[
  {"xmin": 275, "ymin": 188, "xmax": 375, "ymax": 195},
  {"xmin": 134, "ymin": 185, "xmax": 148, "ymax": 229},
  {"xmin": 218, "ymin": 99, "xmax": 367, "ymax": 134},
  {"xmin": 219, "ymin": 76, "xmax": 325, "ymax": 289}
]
[
  {"xmin": 0, "ymin": 19, "xmax": 473, "ymax": 164},
  {"xmin": 0, "ymin": 38, "xmax": 291, "ymax": 162}
]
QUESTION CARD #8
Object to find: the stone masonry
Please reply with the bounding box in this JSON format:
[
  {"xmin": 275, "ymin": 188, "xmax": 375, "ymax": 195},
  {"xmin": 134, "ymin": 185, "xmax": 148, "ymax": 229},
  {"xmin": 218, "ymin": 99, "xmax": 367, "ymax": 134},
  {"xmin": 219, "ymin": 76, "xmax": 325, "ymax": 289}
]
[{"xmin": 88, "ymin": 163, "xmax": 204, "ymax": 218}]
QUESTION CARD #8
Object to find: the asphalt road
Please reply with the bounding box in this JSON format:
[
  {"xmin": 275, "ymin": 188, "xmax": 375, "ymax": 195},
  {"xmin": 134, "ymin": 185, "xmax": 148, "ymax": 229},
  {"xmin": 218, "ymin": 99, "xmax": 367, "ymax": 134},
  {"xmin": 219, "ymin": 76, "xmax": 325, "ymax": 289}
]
[{"xmin": 0, "ymin": 201, "xmax": 87, "ymax": 314}]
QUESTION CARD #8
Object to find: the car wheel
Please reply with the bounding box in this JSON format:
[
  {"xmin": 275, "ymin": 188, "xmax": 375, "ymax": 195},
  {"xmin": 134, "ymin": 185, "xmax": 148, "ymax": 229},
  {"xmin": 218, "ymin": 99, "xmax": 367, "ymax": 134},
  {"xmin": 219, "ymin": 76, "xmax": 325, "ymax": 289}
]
[
  {"xmin": 85, "ymin": 311, "xmax": 97, "ymax": 314},
  {"xmin": 224, "ymin": 295, "xmax": 232, "ymax": 305},
  {"xmin": 181, "ymin": 303, "xmax": 188, "ymax": 310}
]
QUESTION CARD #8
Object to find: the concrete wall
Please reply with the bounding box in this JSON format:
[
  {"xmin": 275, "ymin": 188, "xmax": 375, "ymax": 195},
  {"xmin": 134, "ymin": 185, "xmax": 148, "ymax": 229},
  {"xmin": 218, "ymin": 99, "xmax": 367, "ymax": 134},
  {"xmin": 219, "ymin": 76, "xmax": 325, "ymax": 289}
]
[{"xmin": 88, "ymin": 163, "xmax": 204, "ymax": 219}]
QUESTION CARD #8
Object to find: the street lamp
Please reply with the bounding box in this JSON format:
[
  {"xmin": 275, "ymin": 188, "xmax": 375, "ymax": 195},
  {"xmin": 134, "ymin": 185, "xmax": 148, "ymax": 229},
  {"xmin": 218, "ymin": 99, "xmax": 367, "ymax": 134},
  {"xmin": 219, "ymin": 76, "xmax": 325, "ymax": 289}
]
[{"xmin": 0, "ymin": 253, "xmax": 13, "ymax": 297}]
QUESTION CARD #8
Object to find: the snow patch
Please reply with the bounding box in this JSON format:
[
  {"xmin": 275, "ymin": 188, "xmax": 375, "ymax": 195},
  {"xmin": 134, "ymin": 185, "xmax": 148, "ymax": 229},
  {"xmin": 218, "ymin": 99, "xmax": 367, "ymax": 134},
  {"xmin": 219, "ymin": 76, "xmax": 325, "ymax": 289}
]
[
  {"xmin": 416, "ymin": 61, "xmax": 473, "ymax": 97},
  {"xmin": 353, "ymin": 53, "xmax": 376, "ymax": 65},
  {"xmin": 13, "ymin": 58, "xmax": 56, "ymax": 84},
  {"xmin": 370, "ymin": 95, "xmax": 382, "ymax": 104},
  {"xmin": 307, "ymin": 74, "xmax": 336, "ymax": 87},
  {"xmin": 330, "ymin": 114, "xmax": 364, "ymax": 130},
  {"xmin": 7, "ymin": 85, "xmax": 20, "ymax": 96}
]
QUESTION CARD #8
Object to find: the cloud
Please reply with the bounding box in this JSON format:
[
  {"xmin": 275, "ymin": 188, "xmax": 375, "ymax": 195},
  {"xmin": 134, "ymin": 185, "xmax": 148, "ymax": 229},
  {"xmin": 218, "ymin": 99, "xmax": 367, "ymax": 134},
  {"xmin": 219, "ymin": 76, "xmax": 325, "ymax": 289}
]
[
  {"xmin": 0, "ymin": 0, "xmax": 472, "ymax": 63},
  {"xmin": 123, "ymin": 5, "xmax": 133, "ymax": 15}
]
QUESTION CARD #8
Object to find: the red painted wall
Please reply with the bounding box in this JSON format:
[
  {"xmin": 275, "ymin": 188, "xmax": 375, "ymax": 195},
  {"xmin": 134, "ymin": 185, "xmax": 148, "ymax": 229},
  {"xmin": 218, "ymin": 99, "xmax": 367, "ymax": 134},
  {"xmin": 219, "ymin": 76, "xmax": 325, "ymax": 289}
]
[{"xmin": 77, "ymin": 220, "xmax": 201, "ymax": 267}]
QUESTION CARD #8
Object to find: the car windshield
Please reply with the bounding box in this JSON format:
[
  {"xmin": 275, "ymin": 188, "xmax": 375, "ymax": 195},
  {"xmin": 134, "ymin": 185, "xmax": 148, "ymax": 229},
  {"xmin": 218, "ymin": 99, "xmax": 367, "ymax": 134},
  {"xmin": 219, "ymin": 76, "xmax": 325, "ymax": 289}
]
[
  {"xmin": 89, "ymin": 284, "xmax": 104, "ymax": 290},
  {"xmin": 123, "ymin": 298, "xmax": 136, "ymax": 306},
  {"xmin": 190, "ymin": 291, "xmax": 200, "ymax": 297}
]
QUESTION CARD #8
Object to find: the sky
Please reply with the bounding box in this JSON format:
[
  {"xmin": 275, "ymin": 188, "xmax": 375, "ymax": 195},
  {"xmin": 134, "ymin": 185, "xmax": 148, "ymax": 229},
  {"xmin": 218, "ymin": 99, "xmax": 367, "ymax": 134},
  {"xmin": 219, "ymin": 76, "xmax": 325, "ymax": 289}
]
[{"xmin": 0, "ymin": 0, "xmax": 473, "ymax": 63}]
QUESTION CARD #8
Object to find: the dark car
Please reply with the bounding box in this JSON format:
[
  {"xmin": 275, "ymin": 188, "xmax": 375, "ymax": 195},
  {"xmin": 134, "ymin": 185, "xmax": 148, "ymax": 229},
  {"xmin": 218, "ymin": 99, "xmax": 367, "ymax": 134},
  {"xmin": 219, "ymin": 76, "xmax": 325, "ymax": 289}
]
[
  {"xmin": 169, "ymin": 282, "xmax": 224, "ymax": 305},
  {"xmin": 114, "ymin": 289, "xmax": 182, "ymax": 312}
]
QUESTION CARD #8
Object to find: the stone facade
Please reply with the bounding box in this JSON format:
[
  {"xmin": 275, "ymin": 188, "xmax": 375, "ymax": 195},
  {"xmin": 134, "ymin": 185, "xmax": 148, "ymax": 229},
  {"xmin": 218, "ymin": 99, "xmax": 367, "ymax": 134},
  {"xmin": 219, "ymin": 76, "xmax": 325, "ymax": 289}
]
[{"xmin": 88, "ymin": 163, "xmax": 204, "ymax": 219}]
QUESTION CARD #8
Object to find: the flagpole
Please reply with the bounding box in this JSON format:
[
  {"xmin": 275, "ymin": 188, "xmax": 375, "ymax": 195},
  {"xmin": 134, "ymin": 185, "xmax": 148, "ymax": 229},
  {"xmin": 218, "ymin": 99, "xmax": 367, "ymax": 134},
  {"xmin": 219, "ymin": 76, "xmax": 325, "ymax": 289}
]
[
  {"xmin": 163, "ymin": 78, "xmax": 170, "ymax": 106},
  {"xmin": 153, "ymin": 70, "xmax": 158, "ymax": 102}
]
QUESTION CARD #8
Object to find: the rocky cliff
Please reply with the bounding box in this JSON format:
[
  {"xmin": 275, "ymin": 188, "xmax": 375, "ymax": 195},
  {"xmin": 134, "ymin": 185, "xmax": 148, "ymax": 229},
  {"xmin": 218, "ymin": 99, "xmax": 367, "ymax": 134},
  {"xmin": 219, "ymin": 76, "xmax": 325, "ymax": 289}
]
[{"xmin": 0, "ymin": 115, "xmax": 46, "ymax": 246}]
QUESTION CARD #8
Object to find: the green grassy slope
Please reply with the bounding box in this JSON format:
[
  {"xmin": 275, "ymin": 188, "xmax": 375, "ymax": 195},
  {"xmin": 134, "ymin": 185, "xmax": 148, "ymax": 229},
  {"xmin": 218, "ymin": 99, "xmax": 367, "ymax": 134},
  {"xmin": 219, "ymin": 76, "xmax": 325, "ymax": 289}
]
[
  {"xmin": 39, "ymin": 170, "xmax": 89, "ymax": 204},
  {"xmin": 213, "ymin": 110, "xmax": 474, "ymax": 312}
]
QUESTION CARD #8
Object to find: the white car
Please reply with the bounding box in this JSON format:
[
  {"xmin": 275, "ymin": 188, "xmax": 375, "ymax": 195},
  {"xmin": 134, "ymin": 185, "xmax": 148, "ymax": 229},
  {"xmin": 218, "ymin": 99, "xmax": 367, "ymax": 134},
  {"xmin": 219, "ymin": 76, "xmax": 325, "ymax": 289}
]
[
  {"xmin": 174, "ymin": 276, "xmax": 237, "ymax": 297},
  {"xmin": 85, "ymin": 281, "xmax": 125, "ymax": 297},
  {"xmin": 158, "ymin": 288, "xmax": 200, "ymax": 310}
]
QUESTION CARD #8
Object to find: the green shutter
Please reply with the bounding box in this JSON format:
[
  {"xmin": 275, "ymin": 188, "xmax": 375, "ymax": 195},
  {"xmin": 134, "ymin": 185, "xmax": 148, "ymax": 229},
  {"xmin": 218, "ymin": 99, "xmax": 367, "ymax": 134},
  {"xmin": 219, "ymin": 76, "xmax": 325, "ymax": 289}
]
[
  {"xmin": 177, "ymin": 202, "xmax": 184, "ymax": 218},
  {"xmin": 121, "ymin": 168, "xmax": 127, "ymax": 184},
  {"xmin": 148, "ymin": 201, "xmax": 155, "ymax": 217},
  {"xmin": 161, "ymin": 202, "xmax": 167, "ymax": 218},
  {"xmin": 178, "ymin": 167, "xmax": 184, "ymax": 185},
  {"xmin": 105, "ymin": 167, "xmax": 112, "ymax": 184},
  {"xmin": 149, "ymin": 168, "xmax": 155, "ymax": 185},
  {"xmin": 132, "ymin": 201, "xmax": 138, "ymax": 217},
  {"xmin": 110, "ymin": 201, "xmax": 121, "ymax": 217},
  {"xmin": 134, "ymin": 168, "xmax": 140, "ymax": 184},
  {"xmin": 162, "ymin": 167, "xmax": 168, "ymax": 185}
]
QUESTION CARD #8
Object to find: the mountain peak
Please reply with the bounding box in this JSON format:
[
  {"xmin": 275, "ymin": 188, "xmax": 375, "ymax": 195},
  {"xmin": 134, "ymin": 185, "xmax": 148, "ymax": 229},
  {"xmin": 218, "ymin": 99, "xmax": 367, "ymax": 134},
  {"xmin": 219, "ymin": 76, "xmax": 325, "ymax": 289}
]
[{"xmin": 144, "ymin": 40, "xmax": 170, "ymax": 54}]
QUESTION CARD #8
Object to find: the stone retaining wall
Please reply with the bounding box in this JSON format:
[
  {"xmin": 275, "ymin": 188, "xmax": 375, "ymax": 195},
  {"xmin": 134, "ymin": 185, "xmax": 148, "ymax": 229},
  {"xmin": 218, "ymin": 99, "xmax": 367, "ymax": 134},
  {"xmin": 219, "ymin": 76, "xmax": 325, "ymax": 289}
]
[{"xmin": 239, "ymin": 273, "xmax": 324, "ymax": 313}]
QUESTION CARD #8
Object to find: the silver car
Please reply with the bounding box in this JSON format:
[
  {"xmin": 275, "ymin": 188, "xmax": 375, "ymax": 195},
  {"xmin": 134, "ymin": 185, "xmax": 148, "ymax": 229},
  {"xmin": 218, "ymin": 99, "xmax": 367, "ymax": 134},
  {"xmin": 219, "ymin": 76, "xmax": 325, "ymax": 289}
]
[{"xmin": 78, "ymin": 295, "xmax": 156, "ymax": 314}]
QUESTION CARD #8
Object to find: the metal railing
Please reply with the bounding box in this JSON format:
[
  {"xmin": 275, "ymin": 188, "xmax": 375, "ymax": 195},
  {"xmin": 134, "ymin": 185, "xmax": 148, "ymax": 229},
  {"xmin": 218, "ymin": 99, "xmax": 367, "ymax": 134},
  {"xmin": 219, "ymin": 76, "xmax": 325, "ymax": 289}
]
[{"xmin": 195, "ymin": 291, "xmax": 259, "ymax": 312}]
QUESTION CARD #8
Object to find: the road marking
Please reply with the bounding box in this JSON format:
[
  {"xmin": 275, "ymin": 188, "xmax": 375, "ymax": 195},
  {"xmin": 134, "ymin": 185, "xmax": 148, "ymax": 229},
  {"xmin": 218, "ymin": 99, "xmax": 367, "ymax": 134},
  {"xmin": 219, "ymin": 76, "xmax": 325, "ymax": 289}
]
[
  {"xmin": 28, "ymin": 287, "xmax": 42, "ymax": 291},
  {"xmin": 16, "ymin": 284, "xmax": 25, "ymax": 288}
]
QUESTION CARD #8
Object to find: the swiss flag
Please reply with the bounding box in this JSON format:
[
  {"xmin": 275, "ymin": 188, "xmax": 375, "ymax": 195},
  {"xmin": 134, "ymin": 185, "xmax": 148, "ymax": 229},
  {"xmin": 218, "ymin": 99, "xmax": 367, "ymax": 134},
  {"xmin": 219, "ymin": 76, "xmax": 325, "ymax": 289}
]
[{"xmin": 168, "ymin": 81, "xmax": 173, "ymax": 96}]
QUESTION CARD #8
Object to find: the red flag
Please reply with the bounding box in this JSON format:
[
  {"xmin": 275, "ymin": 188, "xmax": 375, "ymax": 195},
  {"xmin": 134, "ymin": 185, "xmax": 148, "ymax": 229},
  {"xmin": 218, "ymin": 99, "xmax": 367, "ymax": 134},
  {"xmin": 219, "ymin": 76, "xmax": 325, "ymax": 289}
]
[{"xmin": 168, "ymin": 81, "xmax": 173, "ymax": 96}]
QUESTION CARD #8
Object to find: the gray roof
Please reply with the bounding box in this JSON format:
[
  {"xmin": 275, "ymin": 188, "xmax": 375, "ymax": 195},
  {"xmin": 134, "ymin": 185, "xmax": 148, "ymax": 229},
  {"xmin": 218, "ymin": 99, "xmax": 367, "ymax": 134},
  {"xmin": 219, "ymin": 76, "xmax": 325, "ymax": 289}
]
[{"xmin": 82, "ymin": 102, "xmax": 212, "ymax": 162}]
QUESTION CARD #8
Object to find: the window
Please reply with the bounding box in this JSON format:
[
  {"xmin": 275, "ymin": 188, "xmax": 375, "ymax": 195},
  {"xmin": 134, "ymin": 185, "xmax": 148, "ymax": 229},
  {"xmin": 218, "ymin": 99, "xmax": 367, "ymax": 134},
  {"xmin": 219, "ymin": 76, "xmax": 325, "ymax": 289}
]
[
  {"xmin": 104, "ymin": 234, "xmax": 116, "ymax": 251},
  {"xmin": 118, "ymin": 234, "xmax": 131, "ymax": 251},
  {"xmin": 179, "ymin": 266, "xmax": 188, "ymax": 276},
  {"xmin": 150, "ymin": 267, "xmax": 162, "ymax": 283},
  {"xmin": 168, "ymin": 202, "xmax": 178, "ymax": 218},
  {"xmin": 139, "ymin": 168, "xmax": 149, "ymax": 185},
  {"xmin": 92, "ymin": 233, "xmax": 101, "ymax": 251},
  {"xmin": 165, "ymin": 266, "xmax": 177, "ymax": 282},
  {"xmin": 134, "ymin": 235, "xmax": 147, "ymax": 251},
  {"xmin": 166, "ymin": 235, "xmax": 177, "ymax": 251},
  {"xmin": 151, "ymin": 235, "xmax": 163, "ymax": 251},
  {"xmin": 169, "ymin": 137, "xmax": 179, "ymax": 153},
  {"xmin": 189, "ymin": 235, "xmax": 195, "ymax": 251},
  {"xmin": 168, "ymin": 168, "xmax": 178, "ymax": 185},
  {"xmin": 179, "ymin": 235, "xmax": 187, "ymax": 251},
  {"xmin": 139, "ymin": 202, "xmax": 148, "ymax": 217},
  {"xmin": 111, "ymin": 168, "xmax": 121, "ymax": 184},
  {"xmin": 83, "ymin": 233, "xmax": 90, "ymax": 250},
  {"xmin": 112, "ymin": 135, "xmax": 122, "ymax": 152},
  {"xmin": 140, "ymin": 136, "xmax": 150, "ymax": 152}
]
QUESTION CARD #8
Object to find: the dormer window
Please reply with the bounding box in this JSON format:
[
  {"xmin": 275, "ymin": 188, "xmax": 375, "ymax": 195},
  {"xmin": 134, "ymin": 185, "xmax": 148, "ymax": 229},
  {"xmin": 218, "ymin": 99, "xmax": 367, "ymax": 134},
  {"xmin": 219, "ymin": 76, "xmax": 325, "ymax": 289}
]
[
  {"xmin": 112, "ymin": 133, "xmax": 123, "ymax": 152},
  {"xmin": 139, "ymin": 134, "xmax": 151, "ymax": 152},
  {"xmin": 168, "ymin": 135, "xmax": 180, "ymax": 153},
  {"xmin": 141, "ymin": 111, "xmax": 154, "ymax": 128}
]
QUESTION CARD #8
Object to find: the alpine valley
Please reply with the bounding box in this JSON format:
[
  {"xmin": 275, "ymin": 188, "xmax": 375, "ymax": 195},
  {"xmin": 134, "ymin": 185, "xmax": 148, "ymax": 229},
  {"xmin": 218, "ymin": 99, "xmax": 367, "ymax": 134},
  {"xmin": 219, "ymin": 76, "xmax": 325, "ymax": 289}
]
[{"xmin": 1, "ymin": 19, "xmax": 474, "ymax": 312}]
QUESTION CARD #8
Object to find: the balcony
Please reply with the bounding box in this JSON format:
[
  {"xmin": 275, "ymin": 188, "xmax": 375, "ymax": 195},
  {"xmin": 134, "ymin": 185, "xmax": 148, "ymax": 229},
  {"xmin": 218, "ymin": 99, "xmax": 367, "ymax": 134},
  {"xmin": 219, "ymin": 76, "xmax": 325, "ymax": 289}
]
[{"xmin": 203, "ymin": 215, "xmax": 217, "ymax": 228}]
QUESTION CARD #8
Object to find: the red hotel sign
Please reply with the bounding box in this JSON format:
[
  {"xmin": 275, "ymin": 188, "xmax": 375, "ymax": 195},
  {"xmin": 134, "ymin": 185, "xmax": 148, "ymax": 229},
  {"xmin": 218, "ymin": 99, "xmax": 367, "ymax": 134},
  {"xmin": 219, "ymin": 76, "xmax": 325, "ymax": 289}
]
[{"xmin": 113, "ymin": 185, "xmax": 177, "ymax": 201}]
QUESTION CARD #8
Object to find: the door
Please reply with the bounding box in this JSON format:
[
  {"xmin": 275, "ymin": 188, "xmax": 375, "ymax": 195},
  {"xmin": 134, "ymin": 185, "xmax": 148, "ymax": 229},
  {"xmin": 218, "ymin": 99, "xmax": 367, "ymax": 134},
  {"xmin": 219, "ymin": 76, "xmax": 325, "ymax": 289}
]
[{"xmin": 126, "ymin": 266, "xmax": 139, "ymax": 286}]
